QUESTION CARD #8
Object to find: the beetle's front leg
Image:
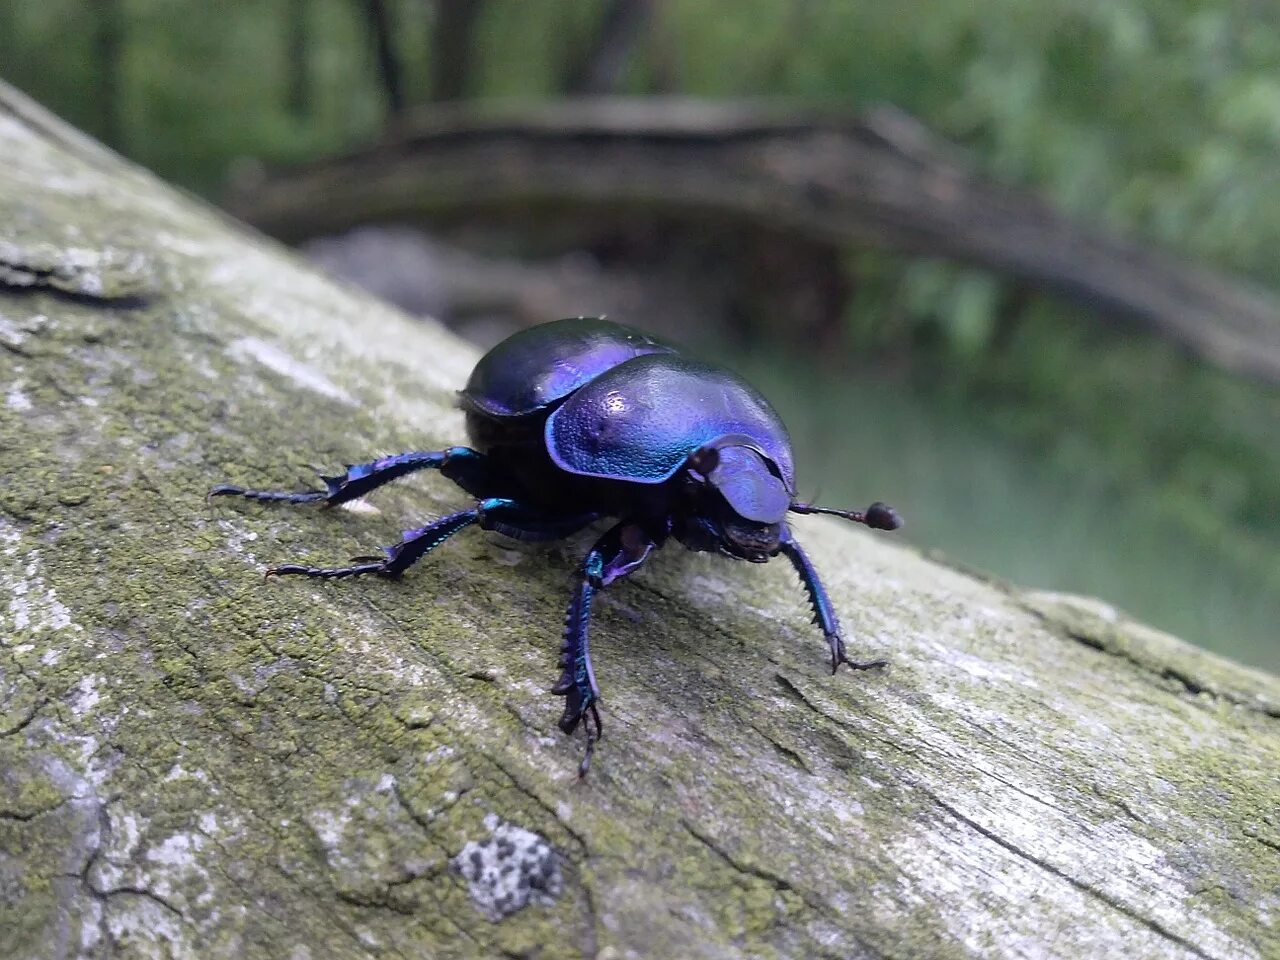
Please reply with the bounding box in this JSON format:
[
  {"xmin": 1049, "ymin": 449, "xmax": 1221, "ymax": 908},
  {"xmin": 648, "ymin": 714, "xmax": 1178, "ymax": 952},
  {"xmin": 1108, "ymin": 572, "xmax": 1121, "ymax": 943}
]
[
  {"xmin": 553, "ymin": 522, "xmax": 657, "ymax": 777},
  {"xmin": 777, "ymin": 525, "xmax": 887, "ymax": 674},
  {"xmin": 211, "ymin": 446, "xmax": 507, "ymax": 507}
]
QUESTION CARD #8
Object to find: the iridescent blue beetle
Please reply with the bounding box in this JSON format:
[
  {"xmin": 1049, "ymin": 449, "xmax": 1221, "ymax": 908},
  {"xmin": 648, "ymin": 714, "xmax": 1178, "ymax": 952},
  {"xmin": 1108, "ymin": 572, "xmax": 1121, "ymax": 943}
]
[{"xmin": 213, "ymin": 318, "xmax": 901, "ymax": 774}]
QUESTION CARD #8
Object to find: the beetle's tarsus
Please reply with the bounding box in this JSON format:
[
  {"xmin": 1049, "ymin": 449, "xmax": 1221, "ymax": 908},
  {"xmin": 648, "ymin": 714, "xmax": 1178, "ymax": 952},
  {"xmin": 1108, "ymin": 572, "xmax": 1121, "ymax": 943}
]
[
  {"xmin": 266, "ymin": 561, "xmax": 389, "ymax": 580},
  {"xmin": 210, "ymin": 483, "xmax": 327, "ymax": 505},
  {"xmin": 829, "ymin": 633, "xmax": 888, "ymax": 673},
  {"xmin": 578, "ymin": 704, "xmax": 603, "ymax": 778}
]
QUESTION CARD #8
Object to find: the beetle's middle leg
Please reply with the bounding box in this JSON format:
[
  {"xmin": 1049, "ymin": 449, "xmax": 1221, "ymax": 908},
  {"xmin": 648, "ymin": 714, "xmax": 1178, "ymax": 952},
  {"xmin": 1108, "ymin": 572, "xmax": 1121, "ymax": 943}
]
[
  {"xmin": 777, "ymin": 525, "xmax": 888, "ymax": 674},
  {"xmin": 211, "ymin": 447, "xmax": 508, "ymax": 508},
  {"xmin": 266, "ymin": 499, "xmax": 599, "ymax": 583},
  {"xmin": 266, "ymin": 499, "xmax": 599, "ymax": 581},
  {"xmin": 554, "ymin": 521, "xmax": 657, "ymax": 776}
]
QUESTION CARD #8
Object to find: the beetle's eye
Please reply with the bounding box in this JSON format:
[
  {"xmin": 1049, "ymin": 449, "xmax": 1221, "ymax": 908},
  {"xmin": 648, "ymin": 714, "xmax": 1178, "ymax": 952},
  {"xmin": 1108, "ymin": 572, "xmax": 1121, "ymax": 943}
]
[{"xmin": 687, "ymin": 446, "xmax": 719, "ymax": 478}]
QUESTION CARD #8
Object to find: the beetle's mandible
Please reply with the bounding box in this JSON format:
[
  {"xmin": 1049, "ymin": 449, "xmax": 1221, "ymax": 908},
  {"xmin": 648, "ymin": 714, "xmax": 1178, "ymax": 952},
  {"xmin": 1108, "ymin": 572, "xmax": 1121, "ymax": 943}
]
[{"xmin": 213, "ymin": 317, "xmax": 902, "ymax": 775}]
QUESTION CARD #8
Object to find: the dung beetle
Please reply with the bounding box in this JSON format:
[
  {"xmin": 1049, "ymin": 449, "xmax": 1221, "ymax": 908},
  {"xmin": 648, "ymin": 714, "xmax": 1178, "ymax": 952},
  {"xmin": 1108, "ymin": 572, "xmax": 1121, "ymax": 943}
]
[{"xmin": 213, "ymin": 317, "xmax": 902, "ymax": 775}]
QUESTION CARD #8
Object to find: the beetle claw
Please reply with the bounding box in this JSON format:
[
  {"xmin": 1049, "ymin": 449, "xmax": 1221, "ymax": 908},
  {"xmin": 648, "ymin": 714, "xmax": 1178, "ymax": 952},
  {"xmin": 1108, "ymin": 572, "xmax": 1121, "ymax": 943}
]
[
  {"xmin": 577, "ymin": 704, "xmax": 603, "ymax": 779},
  {"xmin": 830, "ymin": 634, "xmax": 888, "ymax": 673},
  {"xmin": 553, "ymin": 678, "xmax": 606, "ymax": 777}
]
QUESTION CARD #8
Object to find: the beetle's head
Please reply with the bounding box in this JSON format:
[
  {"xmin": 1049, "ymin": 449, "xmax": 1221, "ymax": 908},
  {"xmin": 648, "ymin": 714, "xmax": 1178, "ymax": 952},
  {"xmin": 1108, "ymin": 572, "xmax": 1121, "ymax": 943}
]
[
  {"xmin": 685, "ymin": 439, "xmax": 790, "ymax": 562},
  {"xmin": 684, "ymin": 435, "xmax": 905, "ymax": 561}
]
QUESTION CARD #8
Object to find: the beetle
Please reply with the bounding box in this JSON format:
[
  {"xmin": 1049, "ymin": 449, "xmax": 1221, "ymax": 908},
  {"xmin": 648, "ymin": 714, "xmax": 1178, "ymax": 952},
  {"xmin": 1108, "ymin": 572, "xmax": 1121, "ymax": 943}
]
[{"xmin": 212, "ymin": 317, "xmax": 902, "ymax": 774}]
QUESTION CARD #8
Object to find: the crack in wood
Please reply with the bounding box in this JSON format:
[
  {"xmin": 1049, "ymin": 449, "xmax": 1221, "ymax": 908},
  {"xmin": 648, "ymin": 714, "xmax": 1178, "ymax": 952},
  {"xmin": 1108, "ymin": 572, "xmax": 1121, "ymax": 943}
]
[{"xmin": 925, "ymin": 791, "xmax": 1218, "ymax": 960}]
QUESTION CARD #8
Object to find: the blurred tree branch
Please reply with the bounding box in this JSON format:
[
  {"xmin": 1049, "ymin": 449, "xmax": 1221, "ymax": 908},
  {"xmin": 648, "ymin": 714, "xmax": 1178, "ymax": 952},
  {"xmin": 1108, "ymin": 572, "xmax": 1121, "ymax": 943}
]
[{"xmin": 226, "ymin": 97, "xmax": 1280, "ymax": 385}]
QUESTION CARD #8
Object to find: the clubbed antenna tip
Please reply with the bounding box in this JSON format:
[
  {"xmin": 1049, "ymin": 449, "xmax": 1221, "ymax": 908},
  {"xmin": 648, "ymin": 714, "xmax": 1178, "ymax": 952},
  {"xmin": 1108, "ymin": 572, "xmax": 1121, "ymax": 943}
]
[{"xmin": 789, "ymin": 500, "xmax": 903, "ymax": 531}]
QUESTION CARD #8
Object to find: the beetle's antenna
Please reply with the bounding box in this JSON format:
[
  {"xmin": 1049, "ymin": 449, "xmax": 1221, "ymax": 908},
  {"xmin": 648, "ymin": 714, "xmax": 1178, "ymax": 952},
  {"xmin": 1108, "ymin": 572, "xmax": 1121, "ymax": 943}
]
[{"xmin": 790, "ymin": 500, "xmax": 903, "ymax": 531}]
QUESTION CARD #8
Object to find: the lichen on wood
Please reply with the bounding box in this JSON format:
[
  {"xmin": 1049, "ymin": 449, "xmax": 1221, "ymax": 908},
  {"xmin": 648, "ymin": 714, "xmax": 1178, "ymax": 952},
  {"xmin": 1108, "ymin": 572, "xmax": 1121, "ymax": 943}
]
[{"xmin": 1, "ymin": 82, "xmax": 1278, "ymax": 960}]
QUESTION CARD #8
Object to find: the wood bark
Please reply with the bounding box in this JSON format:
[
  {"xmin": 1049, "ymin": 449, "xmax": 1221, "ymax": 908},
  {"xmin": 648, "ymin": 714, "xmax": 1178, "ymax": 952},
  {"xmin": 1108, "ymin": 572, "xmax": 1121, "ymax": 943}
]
[
  {"xmin": 225, "ymin": 97, "xmax": 1280, "ymax": 386},
  {"xmin": 2, "ymin": 82, "xmax": 1279, "ymax": 960}
]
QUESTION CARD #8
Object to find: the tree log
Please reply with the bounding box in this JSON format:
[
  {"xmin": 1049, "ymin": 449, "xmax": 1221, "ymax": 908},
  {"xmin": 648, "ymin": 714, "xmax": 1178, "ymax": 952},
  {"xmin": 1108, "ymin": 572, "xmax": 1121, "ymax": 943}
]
[
  {"xmin": 227, "ymin": 97, "xmax": 1280, "ymax": 386},
  {"xmin": 3, "ymin": 82, "xmax": 1280, "ymax": 960}
]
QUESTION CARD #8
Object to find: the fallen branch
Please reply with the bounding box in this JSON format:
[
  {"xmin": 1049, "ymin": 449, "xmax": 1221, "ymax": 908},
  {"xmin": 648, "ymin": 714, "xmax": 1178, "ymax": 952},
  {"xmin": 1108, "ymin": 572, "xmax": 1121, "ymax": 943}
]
[{"xmin": 227, "ymin": 97, "xmax": 1280, "ymax": 384}]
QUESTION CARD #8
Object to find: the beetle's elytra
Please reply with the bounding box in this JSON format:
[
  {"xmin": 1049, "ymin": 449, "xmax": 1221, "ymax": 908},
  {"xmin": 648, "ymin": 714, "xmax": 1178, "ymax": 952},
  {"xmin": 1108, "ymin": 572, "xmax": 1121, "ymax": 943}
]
[{"xmin": 213, "ymin": 317, "xmax": 902, "ymax": 774}]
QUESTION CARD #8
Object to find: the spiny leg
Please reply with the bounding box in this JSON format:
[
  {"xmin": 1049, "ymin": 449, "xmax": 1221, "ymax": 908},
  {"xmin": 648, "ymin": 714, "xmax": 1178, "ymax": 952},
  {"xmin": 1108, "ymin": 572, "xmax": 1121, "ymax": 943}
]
[
  {"xmin": 267, "ymin": 498, "xmax": 599, "ymax": 581},
  {"xmin": 211, "ymin": 446, "xmax": 506, "ymax": 508},
  {"xmin": 777, "ymin": 525, "xmax": 887, "ymax": 674},
  {"xmin": 267, "ymin": 506, "xmax": 486, "ymax": 580},
  {"xmin": 552, "ymin": 522, "xmax": 657, "ymax": 777}
]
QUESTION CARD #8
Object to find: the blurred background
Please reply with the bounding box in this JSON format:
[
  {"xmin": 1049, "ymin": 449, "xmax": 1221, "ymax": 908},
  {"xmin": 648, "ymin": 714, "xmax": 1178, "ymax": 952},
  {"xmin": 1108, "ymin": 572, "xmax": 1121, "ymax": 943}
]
[{"xmin": 3, "ymin": 0, "xmax": 1279, "ymax": 671}]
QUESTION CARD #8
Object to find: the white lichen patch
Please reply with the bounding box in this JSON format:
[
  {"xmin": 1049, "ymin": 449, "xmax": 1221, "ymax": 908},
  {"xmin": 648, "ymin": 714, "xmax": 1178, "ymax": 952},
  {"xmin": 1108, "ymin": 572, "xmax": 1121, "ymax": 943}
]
[
  {"xmin": 307, "ymin": 806, "xmax": 348, "ymax": 854},
  {"xmin": 1, "ymin": 521, "xmax": 83, "ymax": 639},
  {"xmin": 305, "ymin": 774, "xmax": 439, "ymax": 898},
  {"xmin": 227, "ymin": 336, "xmax": 355, "ymax": 405},
  {"xmin": 213, "ymin": 517, "xmax": 260, "ymax": 567},
  {"xmin": 104, "ymin": 899, "xmax": 194, "ymax": 960},
  {"xmin": 0, "ymin": 311, "xmax": 28, "ymax": 349},
  {"xmin": 338, "ymin": 498, "xmax": 381, "ymax": 516},
  {"xmin": 146, "ymin": 831, "xmax": 207, "ymax": 871},
  {"xmin": 453, "ymin": 815, "xmax": 563, "ymax": 922},
  {"xmin": 71, "ymin": 674, "xmax": 103, "ymax": 716},
  {"xmin": 95, "ymin": 815, "xmax": 224, "ymax": 920},
  {"xmin": 5, "ymin": 381, "xmax": 32, "ymax": 411}
]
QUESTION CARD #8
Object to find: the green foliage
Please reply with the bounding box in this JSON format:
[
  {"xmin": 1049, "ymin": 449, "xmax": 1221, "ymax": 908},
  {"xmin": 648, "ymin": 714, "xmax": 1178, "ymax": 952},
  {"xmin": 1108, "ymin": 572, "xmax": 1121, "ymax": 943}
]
[
  {"xmin": 667, "ymin": 0, "xmax": 1280, "ymax": 287},
  {"xmin": 6, "ymin": 0, "xmax": 1280, "ymax": 281}
]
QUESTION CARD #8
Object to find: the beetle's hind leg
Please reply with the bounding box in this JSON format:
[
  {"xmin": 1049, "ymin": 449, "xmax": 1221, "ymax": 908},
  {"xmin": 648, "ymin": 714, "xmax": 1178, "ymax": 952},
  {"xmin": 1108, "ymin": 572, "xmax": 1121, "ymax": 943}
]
[
  {"xmin": 212, "ymin": 446, "xmax": 507, "ymax": 508},
  {"xmin": 266, "ymin": 504, "xmax": 488, "ymax": 580}
]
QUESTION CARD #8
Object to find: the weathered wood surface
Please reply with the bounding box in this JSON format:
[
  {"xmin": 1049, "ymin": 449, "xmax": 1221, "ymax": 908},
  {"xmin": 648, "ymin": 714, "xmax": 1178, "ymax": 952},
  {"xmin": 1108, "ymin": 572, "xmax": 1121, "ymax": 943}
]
[
  {"xmin": 2, "ymin": 83, "xmax": 1279, "ymax": 960},
  {"xmin": 226, "ymin": 97, "xmax": 1280, "ymax": 386}
]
